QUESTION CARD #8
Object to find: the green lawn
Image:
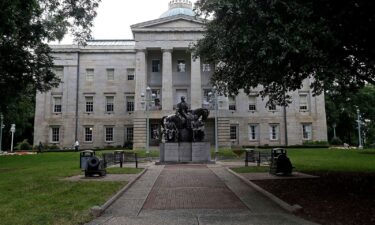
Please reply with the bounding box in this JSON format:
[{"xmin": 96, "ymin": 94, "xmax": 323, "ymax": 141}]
[
  {"xmin": 0, "ymin": 152, "xmax": 137, "ymax": 225},
  {"xmin": 106, "ymin": 167, "xmax": 143, "ymax": 174},
  {"xmin": 232, "ymin": 148, "xmax": 375, "ymax": 173}
]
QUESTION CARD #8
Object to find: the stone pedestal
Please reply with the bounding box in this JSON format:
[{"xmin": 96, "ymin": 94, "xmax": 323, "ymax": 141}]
[
  {"xmin": 179, "ymin": 143, "xmax": 192, "ymax": 161},
  {"xmin": 159, "ymin": 142, "xmax": 212, "ymax": 164},
  {"xmin": 192, "ymin": 142, "xmax": 211, "ymax": 162},
  {"xmin": 161, "ymin": 143, "xmax": 179, "ymax": 162}
]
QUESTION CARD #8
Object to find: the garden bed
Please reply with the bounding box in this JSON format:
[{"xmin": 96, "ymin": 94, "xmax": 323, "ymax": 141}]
[{"xmin": 253, "ymin": 172, "xmax": 375, "ymax": 225}]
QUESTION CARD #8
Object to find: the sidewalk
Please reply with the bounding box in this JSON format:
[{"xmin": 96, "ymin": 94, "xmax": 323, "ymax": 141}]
[{"xmin": 87, "ymin": 164, "xmax": 318, "ymax": 225}]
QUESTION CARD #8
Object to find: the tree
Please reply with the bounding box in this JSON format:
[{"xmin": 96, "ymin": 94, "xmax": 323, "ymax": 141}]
[
  {"xmin": 326, "ymin": 85, "xmax": 375, "ymax": 145},
  {"xmin": 193, "ymin": 0, "xmax": 375, "ymax": 105},
  {"xmin": 1, "ymin": 92, "xmax": 35, "ymax": 149},
  {"xmin": 0, "ymin": 0, "xmax": 100, "ymax": 114}
]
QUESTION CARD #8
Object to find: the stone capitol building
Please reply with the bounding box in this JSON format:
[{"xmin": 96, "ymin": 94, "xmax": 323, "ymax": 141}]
[{"xmin": 34, "ymin": 0, "xmax": 328, "ymax": 149}]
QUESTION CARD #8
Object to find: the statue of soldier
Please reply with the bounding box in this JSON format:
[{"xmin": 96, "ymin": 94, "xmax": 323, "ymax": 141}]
[{"xmin": 176, "ymin": 96, "xmax": 191, "ymax": 128}]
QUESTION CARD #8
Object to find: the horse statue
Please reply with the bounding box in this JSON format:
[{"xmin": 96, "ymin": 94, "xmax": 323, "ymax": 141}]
[{"xmin": 161, "ymin": 108, "xmax": 209, "ymax": 142}]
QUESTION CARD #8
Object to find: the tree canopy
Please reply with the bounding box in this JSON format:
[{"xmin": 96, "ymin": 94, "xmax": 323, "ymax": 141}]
[
  {"xmin": 193, "ymin": 0, "xmax": 375, "ymax": 105},
  {"xmin": 0, "ymin": 0, "xmax": 100, "ymax": 113}
]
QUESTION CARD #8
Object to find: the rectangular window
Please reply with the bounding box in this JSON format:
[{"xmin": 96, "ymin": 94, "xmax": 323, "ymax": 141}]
[
  {"xmin": 268, "ymin": 104, "xmax": 276, "ymax": 111},
  {"xmin": 85, "ymin": 96, "xmax": 94, "ymax": 113},
  {"xmin": 177, "ymin": 60, "xmax": 186, "ymax": 72},
  {"xmin": 152, "ymin": 60, "xmax": 160, "ymax": 72},
  {"xmin": 106, "ymin": 96, "xmax": 114, "ymax": 112},
  {"xmin": 202, "ymin": 89, "xmax": 213, "ymax": 109},
  {"xmin": 127, "ymin": 68, "xmax": 135, "ymax": 80},
  {"xmin": 269, "ymin": 124, "xmax": 279, "ymax": 140},
  {"xmin": 105, "ymin": 127, "xmax": 114, "ymax": 142},
  {"xmin": 151, "ymin": 124, "xmax": 159, "ymax": 140},
  {"xmin": 86, "ymin": 69, "xmax": 94, "ymax": 81},
  {"xmin": 228, "ymin": 96, "xmax": 236, "ymax": 110},
  {"xmin": 249, "ymin": 124, "xmax": 259, "ymax": 141},
  {"xmin": 53, "ymin": 96, "xmax": 62, "ymax": 113},
  {"xmin": 107, "ymin": 68, "xmax": 114, "ymax": 81},
  {"xmin": 126, "ymin": 96, "xmax": 134, "ymax": 112},
  {"xmin": 202, "ymin": 64, "xmax": 211, "ymax": 72},
  {"xmin": 299, "ymin": 94, "xmax": 309, "ymax": 111},
  {"xmin": 85, "ymin": 127, "xmax": 93, "ymax": 142},
  {"xmin": 151, "ymin": 89, "xmax": 162, "ymax": 110},
  {"xmin": 230, "ymin": 125, "xmax": 237, "ymax": 140},
  {"xmin": 126, "ymin": 127, "xmax": 134, "ymax": 141},
  {"xmin": 51, "ymin": 127, "xmax": 60, "ymax": 142},
  {"xmin": 302, "ymin": 124, "xmax": 312, "ymax": 140},
  {"xmin": 248, "ymin": 96, "xmax": 257, "ymax": 111}
]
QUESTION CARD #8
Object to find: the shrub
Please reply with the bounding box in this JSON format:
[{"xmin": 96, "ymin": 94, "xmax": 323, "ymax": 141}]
[
  {"xmin": 303, "ymin": 140, "xmax": 329, "ymax": 146},
  {"xmin": 105, "ymin": 145, "xmax": 114, "ymax": 150},
  {"xmin": 20, "ymin": 140, "xmax": 32, "ymax": 150},
  {"xmin": 15, "ymin": 139, "xmax": 32, "ymax": 150},
  {"xmin": 330, "ymin": 137, "xmax": 343, "ymax": 145},
  {"xmin": 48, "ymin": 144, "xmax": 60, "ymax": 150},
  {"xmin": 124, "ymin": 141, "xmax": 133, "ymax": 149},
  {"xmin": 232, "ymin": 149, "xmax": 245, "ymax": 157}
]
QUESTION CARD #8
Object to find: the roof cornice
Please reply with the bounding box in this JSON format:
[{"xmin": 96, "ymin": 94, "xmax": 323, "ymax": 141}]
[{"xmin": 131, "ymin": 14, "xmax": 205, "ymax": 29}]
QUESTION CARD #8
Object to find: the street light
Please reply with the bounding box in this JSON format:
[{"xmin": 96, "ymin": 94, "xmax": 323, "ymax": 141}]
[
  {"xmin": 141, "ymin": 86, "xmax": 156, "ymax": 156},
  {"xmin": 0, "ymin": 114, "xmax": 4, "ymax": 153},
  {"xmin": 356, "ymin": 108, "xmax": 363, "ymax": 149},
  {"xmin": 209, "ymin": 87, "xmax": 219, "ymax": 160},
  {"xmin": 10, "ymin": 124, "xmax": 16, "ymax": 152}
]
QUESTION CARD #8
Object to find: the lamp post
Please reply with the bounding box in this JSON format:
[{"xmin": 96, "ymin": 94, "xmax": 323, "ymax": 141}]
[
  {"xmin": 10, "ymin": 124, "xmax": 15, "ymax": 152},
  {"xmin": 0, "ymin": 114, "xmax": 3, "ymax": 153},
  {"xmin": 141, "ymin": 86, "xmax": 155, "ymax": 156},
  {"xmin": 209, "ymin": 87, "xmax": 219, "ymax": 160},
  {"xmin": 356, "ymin": 108, "xmax": 363, "ymax": 149}
]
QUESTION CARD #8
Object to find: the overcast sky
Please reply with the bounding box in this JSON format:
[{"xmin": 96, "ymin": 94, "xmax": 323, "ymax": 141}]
[{"xmin": 59, "ymin": 0, "xmax": 197, "ymax": 43}]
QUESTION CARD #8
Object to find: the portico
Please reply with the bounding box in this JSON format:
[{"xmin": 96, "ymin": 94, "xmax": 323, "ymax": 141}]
[{"xmin": 132, "ymin": 46, "xmax": 206, "ymax": 148}]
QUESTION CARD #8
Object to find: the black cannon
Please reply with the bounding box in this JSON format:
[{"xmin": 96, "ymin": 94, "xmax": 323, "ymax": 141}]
[
  {"xmin": 80, "ymin": 150, "xmax": 106, "ymax": 177},
  {"xmin": 84, "ymin": 156, "xmax": 106, "ymax": 177},
  {"xmin": 270, "ymin": 148, "xmax": 293, "ymax": 175}
]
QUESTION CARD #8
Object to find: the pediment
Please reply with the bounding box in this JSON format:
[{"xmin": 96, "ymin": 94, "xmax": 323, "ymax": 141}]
[{"xmin": 131, "ymin": 15, "xmax": 205, "ymax": 32}]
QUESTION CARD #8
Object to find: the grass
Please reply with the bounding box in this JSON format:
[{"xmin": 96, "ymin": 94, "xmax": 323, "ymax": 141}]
[
  {"xmin": 0, "ymin": 152, "xmax": 126, "ymax": 225},
  {"xmin": 288, "ymin": 148, "xmax": 375, "ymax": 172},
  {"xmin": 98, "ymin": 149, "xmax": 160, "ymax": 158},
  {"xmin": 106, "ymin": 167, "xmax": 143, "ymax": 174},
  {"xmin": 231, "ymin": 148, "xmax": 375, "ymax": 173}
]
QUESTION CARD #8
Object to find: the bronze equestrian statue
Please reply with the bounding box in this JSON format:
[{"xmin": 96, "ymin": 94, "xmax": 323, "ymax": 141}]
[{"xmin": 161, "ymin": 96, "xmax": 209, "ymax": 142}]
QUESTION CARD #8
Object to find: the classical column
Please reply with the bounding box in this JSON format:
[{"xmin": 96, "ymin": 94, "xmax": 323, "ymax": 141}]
[
  {"xmin": 190, "ymin": 55, "xmax": 202, "ymax": 109},
  {"xmin": 135, "ymin": 49, "xmax": 147, "ymax": 111},
  {"xmin": 162, "ymin": 48, "xmax": 173, "ymax": 110}
]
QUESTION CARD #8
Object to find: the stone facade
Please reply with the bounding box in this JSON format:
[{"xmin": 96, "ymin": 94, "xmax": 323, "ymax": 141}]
[{"xmin": 33, "ymin": 1, "xmax": 328, "ymax": 149}]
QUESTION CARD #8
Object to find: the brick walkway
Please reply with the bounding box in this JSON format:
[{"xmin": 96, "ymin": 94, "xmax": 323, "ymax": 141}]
[
  {"xmin": 87, "ymin": 164, "xmax": 319, "ymax": 225},
  {"xmin": 143, "ymin": 165, "xmax": 246, "ymax": 209}
]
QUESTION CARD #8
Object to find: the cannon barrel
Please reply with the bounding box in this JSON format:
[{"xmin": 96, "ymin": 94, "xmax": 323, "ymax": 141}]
[{"xmin": 84, "ymin": 156, "xmax": 106, "ymax": 177}]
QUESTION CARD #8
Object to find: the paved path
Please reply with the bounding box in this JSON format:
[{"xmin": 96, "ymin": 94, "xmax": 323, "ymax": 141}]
[{"xmin": 87, "ymin": 164, "xmax": 318, "ymax": 225}]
